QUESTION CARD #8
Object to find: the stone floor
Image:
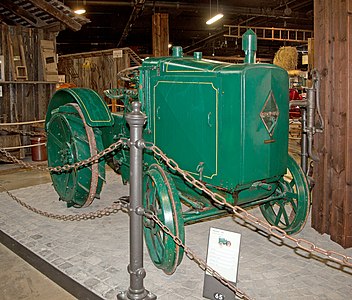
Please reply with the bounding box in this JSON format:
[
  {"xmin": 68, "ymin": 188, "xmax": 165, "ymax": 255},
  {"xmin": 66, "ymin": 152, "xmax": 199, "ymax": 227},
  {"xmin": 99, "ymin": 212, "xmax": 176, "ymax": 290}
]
[
  {"xmin": 1, "ymin": 168, "xmax": 351, "ymax": 300},
  {"xmin": 0, "ymin": 242, "xmax": 75, "ymax": 300}
]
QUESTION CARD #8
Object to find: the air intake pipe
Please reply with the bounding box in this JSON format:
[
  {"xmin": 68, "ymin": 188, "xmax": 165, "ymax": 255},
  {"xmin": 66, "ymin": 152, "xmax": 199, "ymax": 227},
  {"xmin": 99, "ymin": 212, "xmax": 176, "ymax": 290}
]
[{"xmin": 242, "ymin": 29, "xmax": 257, "ymax": 63}]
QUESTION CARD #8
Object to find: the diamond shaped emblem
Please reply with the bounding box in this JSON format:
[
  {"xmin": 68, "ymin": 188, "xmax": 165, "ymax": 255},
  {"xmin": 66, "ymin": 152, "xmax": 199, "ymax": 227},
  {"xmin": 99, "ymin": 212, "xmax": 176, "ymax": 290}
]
[{"xmin": 260, "ymin": 91, "xmax": 279, "ymax": 136}]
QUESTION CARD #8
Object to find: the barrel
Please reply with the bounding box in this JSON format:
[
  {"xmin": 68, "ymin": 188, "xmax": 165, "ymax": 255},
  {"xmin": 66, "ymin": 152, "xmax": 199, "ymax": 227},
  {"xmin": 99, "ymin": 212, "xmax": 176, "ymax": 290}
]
[{"xmin": 30, "ymin": 137, "xmax": 47, "ymax": 161}]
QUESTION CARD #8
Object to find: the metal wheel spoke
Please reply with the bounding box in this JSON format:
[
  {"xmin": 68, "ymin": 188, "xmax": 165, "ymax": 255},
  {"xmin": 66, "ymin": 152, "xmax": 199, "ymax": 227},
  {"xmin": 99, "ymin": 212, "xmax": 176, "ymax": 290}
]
[
  {"xmin": 274, "ymin": 205, "xmax": 284, "ymax": 225},
  {"xmin": 152, "ymin": 234, "xmax": 164, "ymax": 263},
  {"xmin": 63, "ymin": 170, "xmax": 73, "ymax": 195},
  {"xmin": 155, "ymin": 232, "xmax": 165, "ymax": 255},
  {"xmin": 48, "ymin": 131, "xmax": 65, "ymax": 148},
  {"xmin": 58, "ymin": 118, "xmax": 70, "ymax": 141},
  {"xmin": 289, "ymin": 199, "xmax": 298, "ymax": 212},
  {"xmin": 282, "ymin": 206, "xmax": 290, "ymax": 226},
  {"xmin": 285, "ymin": 191, "xmax": 298, "ymax": 200},
  {"xmin": 289, "ymin": 179, "xmax": 296, "ymax": 189}
]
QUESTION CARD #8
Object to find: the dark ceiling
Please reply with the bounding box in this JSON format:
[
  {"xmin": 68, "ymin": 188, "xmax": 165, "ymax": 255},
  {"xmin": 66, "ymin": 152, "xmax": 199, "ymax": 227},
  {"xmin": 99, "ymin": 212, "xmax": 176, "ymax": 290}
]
[{"xmin": 0, "ymin": 0, "xmax": 314, "ymax": 59}]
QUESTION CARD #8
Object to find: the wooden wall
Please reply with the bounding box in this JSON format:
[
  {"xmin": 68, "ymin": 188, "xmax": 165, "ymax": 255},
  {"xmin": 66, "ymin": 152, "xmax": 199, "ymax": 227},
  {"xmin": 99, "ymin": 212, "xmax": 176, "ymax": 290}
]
[
  {"xmin": 0, "ymin": 25, "xmax": 57, "ymax": 121},
  {"xmin": 312, "ymin": 0, "xmax": 352, "ymax": 248},
  {"xmin": 58, "ymin": 48, "xmax": 137, "ymax": 95},
  {"xmin": 0, "ymin": 25, "xmax": 57, "ymax": 158}
]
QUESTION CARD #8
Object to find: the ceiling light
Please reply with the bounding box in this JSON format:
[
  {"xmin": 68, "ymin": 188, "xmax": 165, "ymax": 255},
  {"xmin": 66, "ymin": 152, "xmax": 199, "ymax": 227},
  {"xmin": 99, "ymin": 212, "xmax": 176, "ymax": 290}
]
[
  {"xmin": 206, "ymin": 13, "xmax": 224, "ymax": 25},
  {"xmin": 73, "ymin": 0, "xmax": 86, "ymax": 15},
  {"xmin": 74, "ymin": 8, "xmax": 86, "ymax": 15},
  {"xmin": 206, "ymin": 0, "xmax": 223, "ymax": 25}
]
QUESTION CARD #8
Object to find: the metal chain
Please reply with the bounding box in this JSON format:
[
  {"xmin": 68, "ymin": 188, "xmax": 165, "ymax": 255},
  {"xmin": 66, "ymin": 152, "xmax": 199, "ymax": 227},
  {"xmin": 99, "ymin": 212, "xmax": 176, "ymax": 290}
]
[
  {"xmin": 0, "ymin": 138, "xmax": 128, "ymax": 220},
  {"xmin": 0, "ymin": 138, "xmax": 127, "ymax": 173},
  {"xmin": 0, "ymin": 182, "xmax": 129, "ymax": 221},
  {"xmin": 144, "ymin": 142, "xmax": 352, "ymax": 268},
  {"xmin": 144, "ymin": 210, "xmax": 252, "ymax": 300},
  {"xmin": 0, "ymin": 127, "xmax": 47, "ymax": 137}
]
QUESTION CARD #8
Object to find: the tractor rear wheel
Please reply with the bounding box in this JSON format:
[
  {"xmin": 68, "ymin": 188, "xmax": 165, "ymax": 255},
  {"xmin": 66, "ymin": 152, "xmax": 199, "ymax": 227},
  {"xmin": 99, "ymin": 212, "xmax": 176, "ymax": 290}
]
[{"xmin": 47, "ymin": 103, "xmax": 105, "ymax": 207}]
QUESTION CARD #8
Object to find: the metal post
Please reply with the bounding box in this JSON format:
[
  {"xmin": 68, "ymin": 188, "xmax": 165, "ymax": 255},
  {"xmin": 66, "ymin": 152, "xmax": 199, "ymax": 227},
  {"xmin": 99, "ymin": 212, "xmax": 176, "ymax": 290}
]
[
  {"xmin": 117, "ymin": 102, "xmax": 157, "ymax": 300},
  {"xmin": 306, "ymin": 88, "xmax": 319, "ymax": 162},
  {"xmin": 300, "ymin": 108, "xmax": 308, "ymax": 174}
]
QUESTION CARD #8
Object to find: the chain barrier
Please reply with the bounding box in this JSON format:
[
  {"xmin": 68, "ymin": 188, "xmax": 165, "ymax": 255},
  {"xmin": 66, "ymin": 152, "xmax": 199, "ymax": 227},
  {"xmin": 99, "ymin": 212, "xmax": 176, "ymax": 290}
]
[
  {"xmin": 0, "ymin": 138, "xmax": 127, "ymax": 173},
  {"xmin": 144, "ymin": 142, "xmax": 352, "ymax": 269},
  {"xmin": 0, "ymin": 134, "xmax": 251, "ymax": 298},
  {"xmin": 0, "ymin": 138, "xmax": 128, "ymax": 220},
  {"xmin": 2, "ymin": 136, "xmax": 351, "ymax": 298},
  {"xmin": 0, "ymin": 127, "xmax": 47, "ymax": 137},
  {"xmin": 0, "ymin": 182, "xmax": 130, "ymax": 221}
]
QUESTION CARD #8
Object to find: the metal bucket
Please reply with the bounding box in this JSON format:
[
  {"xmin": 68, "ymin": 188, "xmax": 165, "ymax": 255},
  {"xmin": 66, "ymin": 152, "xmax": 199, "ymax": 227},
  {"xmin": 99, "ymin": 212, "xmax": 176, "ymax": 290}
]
[{"xmin": 30, "ymin": 137, "xmax": 47, "ymax": 161}]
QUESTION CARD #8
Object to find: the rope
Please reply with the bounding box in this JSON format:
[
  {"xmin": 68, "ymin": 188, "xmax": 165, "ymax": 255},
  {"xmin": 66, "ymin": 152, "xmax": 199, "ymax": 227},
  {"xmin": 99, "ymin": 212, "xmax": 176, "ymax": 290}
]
[
  {"xmin": 0, "ymin": 120, "xmax": 45, "ymax": 126},
  {"xmin": 2, "ymin": 143, "xmax": 46, "ymax": 150}
]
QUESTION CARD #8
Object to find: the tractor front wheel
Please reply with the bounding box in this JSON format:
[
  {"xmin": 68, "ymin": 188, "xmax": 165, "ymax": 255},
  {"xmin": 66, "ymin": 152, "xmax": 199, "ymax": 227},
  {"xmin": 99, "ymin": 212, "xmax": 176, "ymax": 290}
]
[
  {"xmin": 260, "ymin": 154, "xmax": 310, "ymax": 235},
  {"xmin": 143, "ymin": 164, "xmax": 185, "ymax": 275}
]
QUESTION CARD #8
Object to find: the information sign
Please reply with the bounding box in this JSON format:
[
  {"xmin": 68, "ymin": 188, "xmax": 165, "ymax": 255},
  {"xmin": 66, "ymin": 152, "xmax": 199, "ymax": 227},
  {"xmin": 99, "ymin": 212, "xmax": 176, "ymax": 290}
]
[{"xmin": 203, "ymin": 227, "xmax": 241, "ymax": 300}]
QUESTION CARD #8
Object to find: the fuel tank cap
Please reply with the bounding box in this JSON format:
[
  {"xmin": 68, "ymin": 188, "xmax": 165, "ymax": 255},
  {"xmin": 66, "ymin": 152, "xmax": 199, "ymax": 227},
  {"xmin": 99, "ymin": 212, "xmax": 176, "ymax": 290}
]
[
  {"xmin": 194, "ymin": 52, "xmax": 202, "ymax": 60},
  {"xmin": 172, "ymin": 46, "xmax": 183, "ymax": 57}
]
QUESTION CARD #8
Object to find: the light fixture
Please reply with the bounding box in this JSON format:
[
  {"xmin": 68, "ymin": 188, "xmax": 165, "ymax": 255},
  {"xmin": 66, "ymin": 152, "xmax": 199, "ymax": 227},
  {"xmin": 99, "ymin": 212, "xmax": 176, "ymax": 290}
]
[
  {"xmin": 206, "ymin": 13, "xmax": 224, "ymax": 25},
  {"xmin": 74, "ymin": 8, "xmax": 86, "ymax": 15},
  {"xmin": 74, "ymin": 0, "xmax": 86, "ymax": 15},
  {"xmin": 206, "ymin": 0, "xmax": 223, "ymax": 25}
]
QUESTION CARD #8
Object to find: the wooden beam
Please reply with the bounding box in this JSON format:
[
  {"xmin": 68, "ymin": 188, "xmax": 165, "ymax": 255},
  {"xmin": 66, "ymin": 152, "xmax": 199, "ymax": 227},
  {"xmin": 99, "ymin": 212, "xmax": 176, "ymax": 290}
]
[
  {"xmin": 0, "ymin": 0, "xmax": 45, "ymax": 27},
  {"xmin": 27, "ymin": 0, "xmax": 82, "ymax": 31},
  {"xmin": 312, "ymin": 0, "xmax": 352, "ymax": 248},
  {"xmin": 152, "ymin": 13, "xmax": 169, "ymax": 57}
]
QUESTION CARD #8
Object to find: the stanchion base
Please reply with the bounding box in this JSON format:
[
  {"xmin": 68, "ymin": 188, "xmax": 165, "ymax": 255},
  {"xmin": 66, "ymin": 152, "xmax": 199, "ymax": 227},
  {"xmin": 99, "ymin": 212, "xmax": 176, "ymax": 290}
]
[{"xmin": 117, "ymin": 289, "xmax": 157, "ymax": 300}]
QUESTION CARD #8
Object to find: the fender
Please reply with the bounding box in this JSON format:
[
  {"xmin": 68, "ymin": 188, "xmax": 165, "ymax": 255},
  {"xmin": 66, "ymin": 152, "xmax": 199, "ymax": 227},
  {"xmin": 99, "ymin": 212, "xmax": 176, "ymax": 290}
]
[{"xmin": 45, "ymin": 88, "xmax": 114, "ymax": 128}]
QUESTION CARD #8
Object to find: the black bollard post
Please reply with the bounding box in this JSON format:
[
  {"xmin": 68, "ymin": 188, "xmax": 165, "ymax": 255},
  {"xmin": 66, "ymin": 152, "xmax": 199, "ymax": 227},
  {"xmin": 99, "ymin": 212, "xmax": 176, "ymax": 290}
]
[{"xmin": 117, "ymin": 102, "xmax": 157, "ymax": 300}]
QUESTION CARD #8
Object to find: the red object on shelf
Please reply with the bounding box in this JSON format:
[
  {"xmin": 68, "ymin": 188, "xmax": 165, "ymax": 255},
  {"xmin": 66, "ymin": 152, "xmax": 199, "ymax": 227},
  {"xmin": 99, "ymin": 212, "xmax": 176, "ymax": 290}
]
[
  {"xmin": 30, "ymin": 137, "xmax": 47, "ymax": 161},
  {"xmin": 289, "ymin": 88, "xmax": 302, "ymax": 119}
]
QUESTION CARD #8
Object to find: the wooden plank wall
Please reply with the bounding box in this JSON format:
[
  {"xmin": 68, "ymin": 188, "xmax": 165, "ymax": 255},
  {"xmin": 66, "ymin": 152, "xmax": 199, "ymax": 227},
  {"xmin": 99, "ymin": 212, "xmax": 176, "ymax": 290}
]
[
  {"xmin": 152, "ymin": 13, "xmax": 169, "ymax": 57},
  {"xmin": 58, "ymin": 49, "xmax": 130, "ymax": 95},
  {"xmin": 312, "ymin": 0, "xmax": 352, "ymax": 248},
  {"xmin": 0, "ymin": 25, "xmax": 57, "ymax": 158}
]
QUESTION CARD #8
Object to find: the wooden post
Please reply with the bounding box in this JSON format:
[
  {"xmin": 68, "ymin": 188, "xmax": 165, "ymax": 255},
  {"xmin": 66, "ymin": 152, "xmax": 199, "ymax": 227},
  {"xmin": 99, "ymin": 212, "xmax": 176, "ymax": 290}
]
[
  {"xmin": 152, "ymin": 13, "xmax": 169, "ymax": 57},
  {"xmin": 312, "ymin": 0, "xmax": 352, "ymax": 248}
]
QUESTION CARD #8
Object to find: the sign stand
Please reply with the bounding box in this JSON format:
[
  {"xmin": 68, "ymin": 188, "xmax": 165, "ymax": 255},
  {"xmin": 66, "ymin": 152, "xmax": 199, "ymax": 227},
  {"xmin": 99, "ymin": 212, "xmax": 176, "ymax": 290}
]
[{"xmin": 203, "ymin": 227, "xmax": 241, "ymax": 300}]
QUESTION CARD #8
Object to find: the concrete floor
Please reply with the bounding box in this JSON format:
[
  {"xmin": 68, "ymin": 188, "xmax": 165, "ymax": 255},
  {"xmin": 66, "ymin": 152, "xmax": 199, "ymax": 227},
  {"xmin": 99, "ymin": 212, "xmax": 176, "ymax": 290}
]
[
  {"xmin": 0, "ymin": 164, "xmax": 76, "ymax": 300},
  {"xmin": 0, "ymin": 242, "xmax": 75, "ymax": 300}
]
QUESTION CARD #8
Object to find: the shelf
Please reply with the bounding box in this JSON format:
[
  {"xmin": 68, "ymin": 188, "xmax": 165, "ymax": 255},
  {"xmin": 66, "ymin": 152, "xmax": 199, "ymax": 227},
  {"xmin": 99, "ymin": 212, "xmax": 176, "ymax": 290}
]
[{"xmin": 0, "ymin": 81, "xmax": 58, "ymax": 84}]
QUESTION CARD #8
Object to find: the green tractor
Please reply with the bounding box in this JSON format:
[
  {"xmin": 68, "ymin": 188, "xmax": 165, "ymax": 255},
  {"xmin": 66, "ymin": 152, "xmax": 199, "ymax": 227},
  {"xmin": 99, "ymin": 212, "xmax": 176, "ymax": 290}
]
[{"xmin": 46, "ymin": 30, "xmax": 309, "ymax": 274}]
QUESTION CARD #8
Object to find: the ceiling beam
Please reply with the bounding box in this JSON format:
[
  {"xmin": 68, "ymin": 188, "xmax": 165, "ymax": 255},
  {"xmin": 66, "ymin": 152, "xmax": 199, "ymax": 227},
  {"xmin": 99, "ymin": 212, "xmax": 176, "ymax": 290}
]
[
  {"xmin": 77, "ymin": 0, "xmax": 312, "ymax": 20},
  {"xmin": 0, "ymin": 0, "xmax": 45, "ymax": 27},
  {"xmin": 27, "ymin": 0, "xmax": 82, "ymax": 31},
  {"xmin": 117, "ymin": 0, "xmax": 146, "ymax": 47},
  {"xmin": 184, "ymin": 0, "xmax": 313, "ymax": 53}
]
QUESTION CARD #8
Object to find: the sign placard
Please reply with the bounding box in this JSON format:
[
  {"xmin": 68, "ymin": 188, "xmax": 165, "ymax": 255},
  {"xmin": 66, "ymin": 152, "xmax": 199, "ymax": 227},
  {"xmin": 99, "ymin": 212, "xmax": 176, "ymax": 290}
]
[
  {"xmin": 113, "ymin": 50, "xmax": 123, "ymax": 58},
  {"xmin": 203, "ymin": 227, "xmax": 241, "ymax": 300}
]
